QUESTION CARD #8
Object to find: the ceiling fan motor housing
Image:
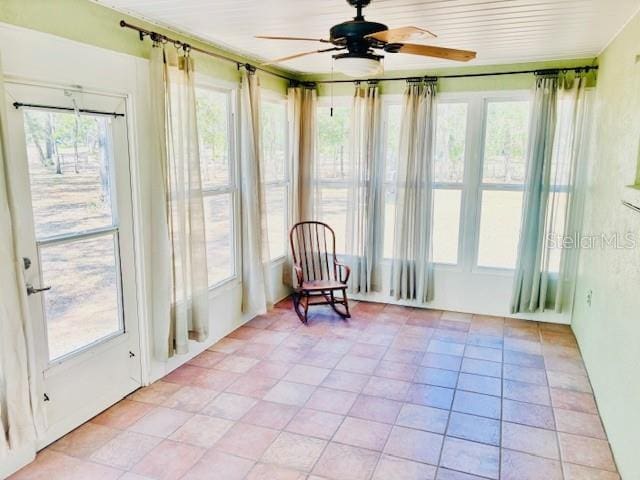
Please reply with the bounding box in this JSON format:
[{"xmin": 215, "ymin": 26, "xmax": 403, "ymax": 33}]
[{"xmin": 330, "ymin": 20, "xmax": 387, "ymax": 54}]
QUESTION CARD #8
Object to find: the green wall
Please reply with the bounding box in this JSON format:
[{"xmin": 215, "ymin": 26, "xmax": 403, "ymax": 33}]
[
  {"xmin": 0, "ymin": 0, "xmax": 291, "ymax": 92},
  {"xmin": 572, "ymin": 11, "xmax": 640, "ymax": 480}
]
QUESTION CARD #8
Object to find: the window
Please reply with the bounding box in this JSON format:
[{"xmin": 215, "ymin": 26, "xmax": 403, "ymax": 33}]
[
  {"xmin": 261, "ymin": 97, "xmax": 289, "ymax": 260},
  {"xmin": 476, "ymin": 99, "xmax": 530, "ymax": 269},
  {"xmin": 322, "ymin": 91, "xmax": 534, "ymax": 274},
  {"xmin": 382, "ymin": 102, "xmax": 401, "ymax": 259},
  {"xmin": 381, "ymin": 100, "xmax": 467, "ymax": 265},
  {"xmin": 196, "ymin": 86, "xmax": 237, "ymax": 287},
  {"xmin": 433, "ymin": 102, "xmax": 467, "ymax": 264},
  {"xmin": 315, "ymin": 104, "xmax": 351, "ymax": 253}
]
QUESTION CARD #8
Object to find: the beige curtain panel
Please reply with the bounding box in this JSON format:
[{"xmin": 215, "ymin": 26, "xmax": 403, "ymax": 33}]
[
  {"xmin": 346, "ymin": 81, "xmax": 383, "ymax": 293},
  {"xmin": 285, "ymin": 85, "xmax": 317, "ymax": 287},
  {"xmin": 148, "ymin": 44, "xmax": 209, "ymax": 359},
  {"xmin": 240, "ymin": 69, "xmax": 274, "ymax": 316},
  {"xmin": 0, "ymin": 54, "xmax": 41, "ymax": 465},
  {"xmin": 390, "ymin": 80, "xmax": 437, "ymax": 303},
  {"xmin": 512, "ymin": 72, "xmax": 592, "ymax": 313}
]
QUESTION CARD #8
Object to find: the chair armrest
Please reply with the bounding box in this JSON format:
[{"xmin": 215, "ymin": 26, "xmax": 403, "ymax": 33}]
[{"xmin": 335, "ymin": 262, "xmax": 351, "ymax": 284}]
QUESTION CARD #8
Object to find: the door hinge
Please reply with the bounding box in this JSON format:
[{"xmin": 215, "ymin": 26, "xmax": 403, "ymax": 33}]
[
  {"xmin": 129, "ymin": 351, "xmax": 136, "ymax": 358},
  {"xmin": 43, "ymin": 393, "xmax": 50, "ymax": 402}
]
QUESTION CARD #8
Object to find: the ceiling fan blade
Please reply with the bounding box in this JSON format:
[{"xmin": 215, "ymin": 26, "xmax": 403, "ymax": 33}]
[
  {"xmin": 262, "ymin": 47, "xmax": 343, "ymax": 66},
  {"xmin": 398, "ymin": 43, "xmax": 476, "ymax": 62},
  {"xmin": 366, "ymin": 26, "xmax": 436, "ymax": 44},
  {"xmin": 256, "ymin": 35, "xmax": 330, "ymax": 43}
]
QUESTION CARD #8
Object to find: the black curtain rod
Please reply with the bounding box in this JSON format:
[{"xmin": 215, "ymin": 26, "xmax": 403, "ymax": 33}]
[
  {"xmin": 314, "ymin": 65, "xmax": 598, "ymax": 84},
  {"xmin": 120, "ymin": 21, "xmax": 598, "ymax": 87},
  {"xmin": 119, "ymin": 20, "xmax": 295, "ymax": 83},
  {"xmin": 13, "ymin": 102, "xmax": 125, "ymax": 117}
]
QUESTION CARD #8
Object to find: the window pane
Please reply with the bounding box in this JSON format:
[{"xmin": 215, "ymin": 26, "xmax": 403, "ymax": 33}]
[
  {"xmin": 384, "ymin": 104, "xmax": 402, "ymax": 184},
  {"xmin": 203, "ymin": 194, "xmax": 235, "ymax": 286},
  {"xmin": 196, "ymin": 88, "xmax": 230, "ymax": 188},
  {"xmin": 266, "ymin": 185, "xmax": 287, "ymax": 260},
  {"xmin": 551, "ymin": 97, "xmax": 577, "ymax": 187},
  {"xmin": 482, "ymin": 101, "xmax": 530, "ymax": 184},
  {"xmin": 477, "ymin": 190, "xmax": 524, "ymax": 269},
  {"xmin": 41, "ymin": 235, "xmax": 121, "ymax": 360},
  {"xmin": 381, "ymin": 103, "xmax": 402, "ymax": 259},
  {"xmin": 261, "ymin": 100, "xmax": 287, "ymax": 182},
  {"xmin": 383, "ymin": 185, "xmax": 396, "ymax": 259},
  {"xmin": 435, "ymin": 103, "xmax": 467, "ymax": 183},
  {"xmin": 316, "ymin": 187, "xmax": 348, "ymax": 253},
  {"xmin": 433, "ymin": 189, "xmax": 462, "ymax": 264},
  {"xmin": 316, "ymin": 106, "xmax": 351, "ymax": 180},
  {"xmin": 23, "ymin": 110, "xmax": 114, "ymax": 239}
]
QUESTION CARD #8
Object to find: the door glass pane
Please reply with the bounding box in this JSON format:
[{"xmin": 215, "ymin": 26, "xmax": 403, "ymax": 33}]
[
  {"xmin": 435, "ymin": 103, "xmax": 467, "ymax": 183},
  {"xmin": 261, "ymin": 100, "xmax": 287, "ymax": 182},
  {"xmin": 477, "ymin": 190, "xmax": 524, "ymax": 269},
  {"xmin": 482, "ymin": 101, "xmax": 530, "ymax": 184},
  {"xmin": 23, "ymin": 110, "xmax": 114, "ymax": 239},
  {"xmin": 196, "ymin": 88, "xmax": 230, "ymax": 189},
  {"xmin": 41, "ymin": 235, "xmax": 121, "ymax": 361},
  {"xmin": 433, "ymin": 189, "xmax": 462, "ymax": 264},
  {"xmin": 316, "ymin": 187, "xmax": 348, "ymax": 253},
  {"xmin": 317, "ymin": 106, "xmax": 351, "ymax": 180},
  {"xmin": 266, "ymin": 185, "xmax": 287, "ymax": 260},
  {"xmin": 203, "ymin": 194, "xmax": 235, "ymax": 286}
]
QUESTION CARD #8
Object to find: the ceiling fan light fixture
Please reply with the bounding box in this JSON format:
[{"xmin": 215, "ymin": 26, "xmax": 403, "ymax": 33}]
[{"xmin": 333, "ymin": 52, "xmax": 383, "ymax": 77}]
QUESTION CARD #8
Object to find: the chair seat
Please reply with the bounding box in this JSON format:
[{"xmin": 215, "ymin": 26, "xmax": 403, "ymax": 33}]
[{"xmin": 301, "ymin": 279, "xmax": 347, "ymax": 291}]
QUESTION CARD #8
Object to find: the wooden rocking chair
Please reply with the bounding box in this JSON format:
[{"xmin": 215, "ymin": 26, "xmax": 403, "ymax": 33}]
[{"xmin": 289, "ymin": 221, "xmax": 351, "ymax": 323}]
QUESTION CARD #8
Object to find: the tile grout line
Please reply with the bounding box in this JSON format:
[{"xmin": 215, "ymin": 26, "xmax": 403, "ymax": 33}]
[{"xmin": 433, "ymin": 311, "xmax": 464, "ymax": 480}]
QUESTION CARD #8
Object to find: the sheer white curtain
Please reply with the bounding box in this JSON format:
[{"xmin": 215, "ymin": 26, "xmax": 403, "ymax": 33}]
[
  {"xmin": 240, "ymin": 68, "xmax": 273, "ymax": 316},
  {"xmin": 554, "ymin": 73, "xmax": 591, "ymax": 311},
  {"xmin": 0, "ymin": 54, "xmax": 41, "ymax": 466},
  {"xmin": 149, "ymin": 44, "xmax": 209, "ymax": 359},
  {"xmin": 346, "ymin": 82, "xmax": 383, "ymax": 293},
  {"xmin": 390, "ymin": 80, "xmax": 437, "ymax": 302},
  {"xmin": 285, "ymin": 85, "xmax": 317, "ymax": 286},
  {"xmin": 511, "ymin": 72, "xmax": 591, "ymax": 313}
]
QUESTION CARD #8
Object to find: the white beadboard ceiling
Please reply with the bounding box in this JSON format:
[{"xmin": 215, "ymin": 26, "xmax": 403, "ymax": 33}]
[{"xmin": 96, "ymin": 0, "xmax": 640, "ymax": 73}]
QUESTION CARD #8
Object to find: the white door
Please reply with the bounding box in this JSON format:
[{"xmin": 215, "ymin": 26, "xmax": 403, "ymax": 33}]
[{"xmin": 5, "ymin": 82, "xmax": 142, "ymax": 445}]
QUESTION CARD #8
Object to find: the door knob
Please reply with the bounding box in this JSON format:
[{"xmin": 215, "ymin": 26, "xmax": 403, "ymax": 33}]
[{"xmin": 26, "ymin": 284, "xmax": 51, "ymax": 296}]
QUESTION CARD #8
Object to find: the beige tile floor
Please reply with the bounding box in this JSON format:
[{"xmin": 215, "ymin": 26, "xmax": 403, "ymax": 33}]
[{"xmin": 10, "ymin": 299, "xmax": 620, "ymax": 480}]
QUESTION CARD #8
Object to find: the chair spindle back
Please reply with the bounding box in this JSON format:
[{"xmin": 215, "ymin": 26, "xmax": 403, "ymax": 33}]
[{"xmin": 290, "ymin": 221, "xmax": 337, "ymax": 283}]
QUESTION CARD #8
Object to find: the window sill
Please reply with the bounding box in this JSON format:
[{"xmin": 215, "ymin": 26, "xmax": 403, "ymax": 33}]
[
  {"xmin": 269, "ymin": 256, "xmax": 287, "ymax": 266},
  {"xmin": 208, "ymin": 276, "xmax": 240, "ymax": 297}
]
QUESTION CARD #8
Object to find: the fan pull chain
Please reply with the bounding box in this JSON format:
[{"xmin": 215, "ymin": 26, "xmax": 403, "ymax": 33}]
[{"xmin": 330, "ymin": 58, "xmax": 335, "ymax": 117}]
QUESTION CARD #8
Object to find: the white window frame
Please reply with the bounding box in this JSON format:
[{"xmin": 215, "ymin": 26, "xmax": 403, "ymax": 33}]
[
  {"xmin": 261, "ymin": 90, "xmax": 290, "ymax": 263},
  {"xmin": 321, "ymin": 89, "xmax": 538, "ymax": 275},
  {"xmin": 379, "ymin": 90, "xmax": 535, "ymax": 274},
  {"xmin": 380, "ymin": 93, "xmax": 469, "ymax": 270},
  {"xmin": 195, "ymin": 76, "xmax": 241, "ymax": 290},
  {"xmin": 471, "ymin": 91, "xmax": 532, "ymax": 274}
]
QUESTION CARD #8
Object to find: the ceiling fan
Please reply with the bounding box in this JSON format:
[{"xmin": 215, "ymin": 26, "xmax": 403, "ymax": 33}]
[{"xmin": 256, "ymin": 0, "xmax": 476, "ymax": 77}]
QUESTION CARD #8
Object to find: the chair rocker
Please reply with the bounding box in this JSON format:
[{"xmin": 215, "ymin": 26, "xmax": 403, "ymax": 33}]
[{"xmin": 289, "ymin": 221, "xmax": 351, "ymax": 323}]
